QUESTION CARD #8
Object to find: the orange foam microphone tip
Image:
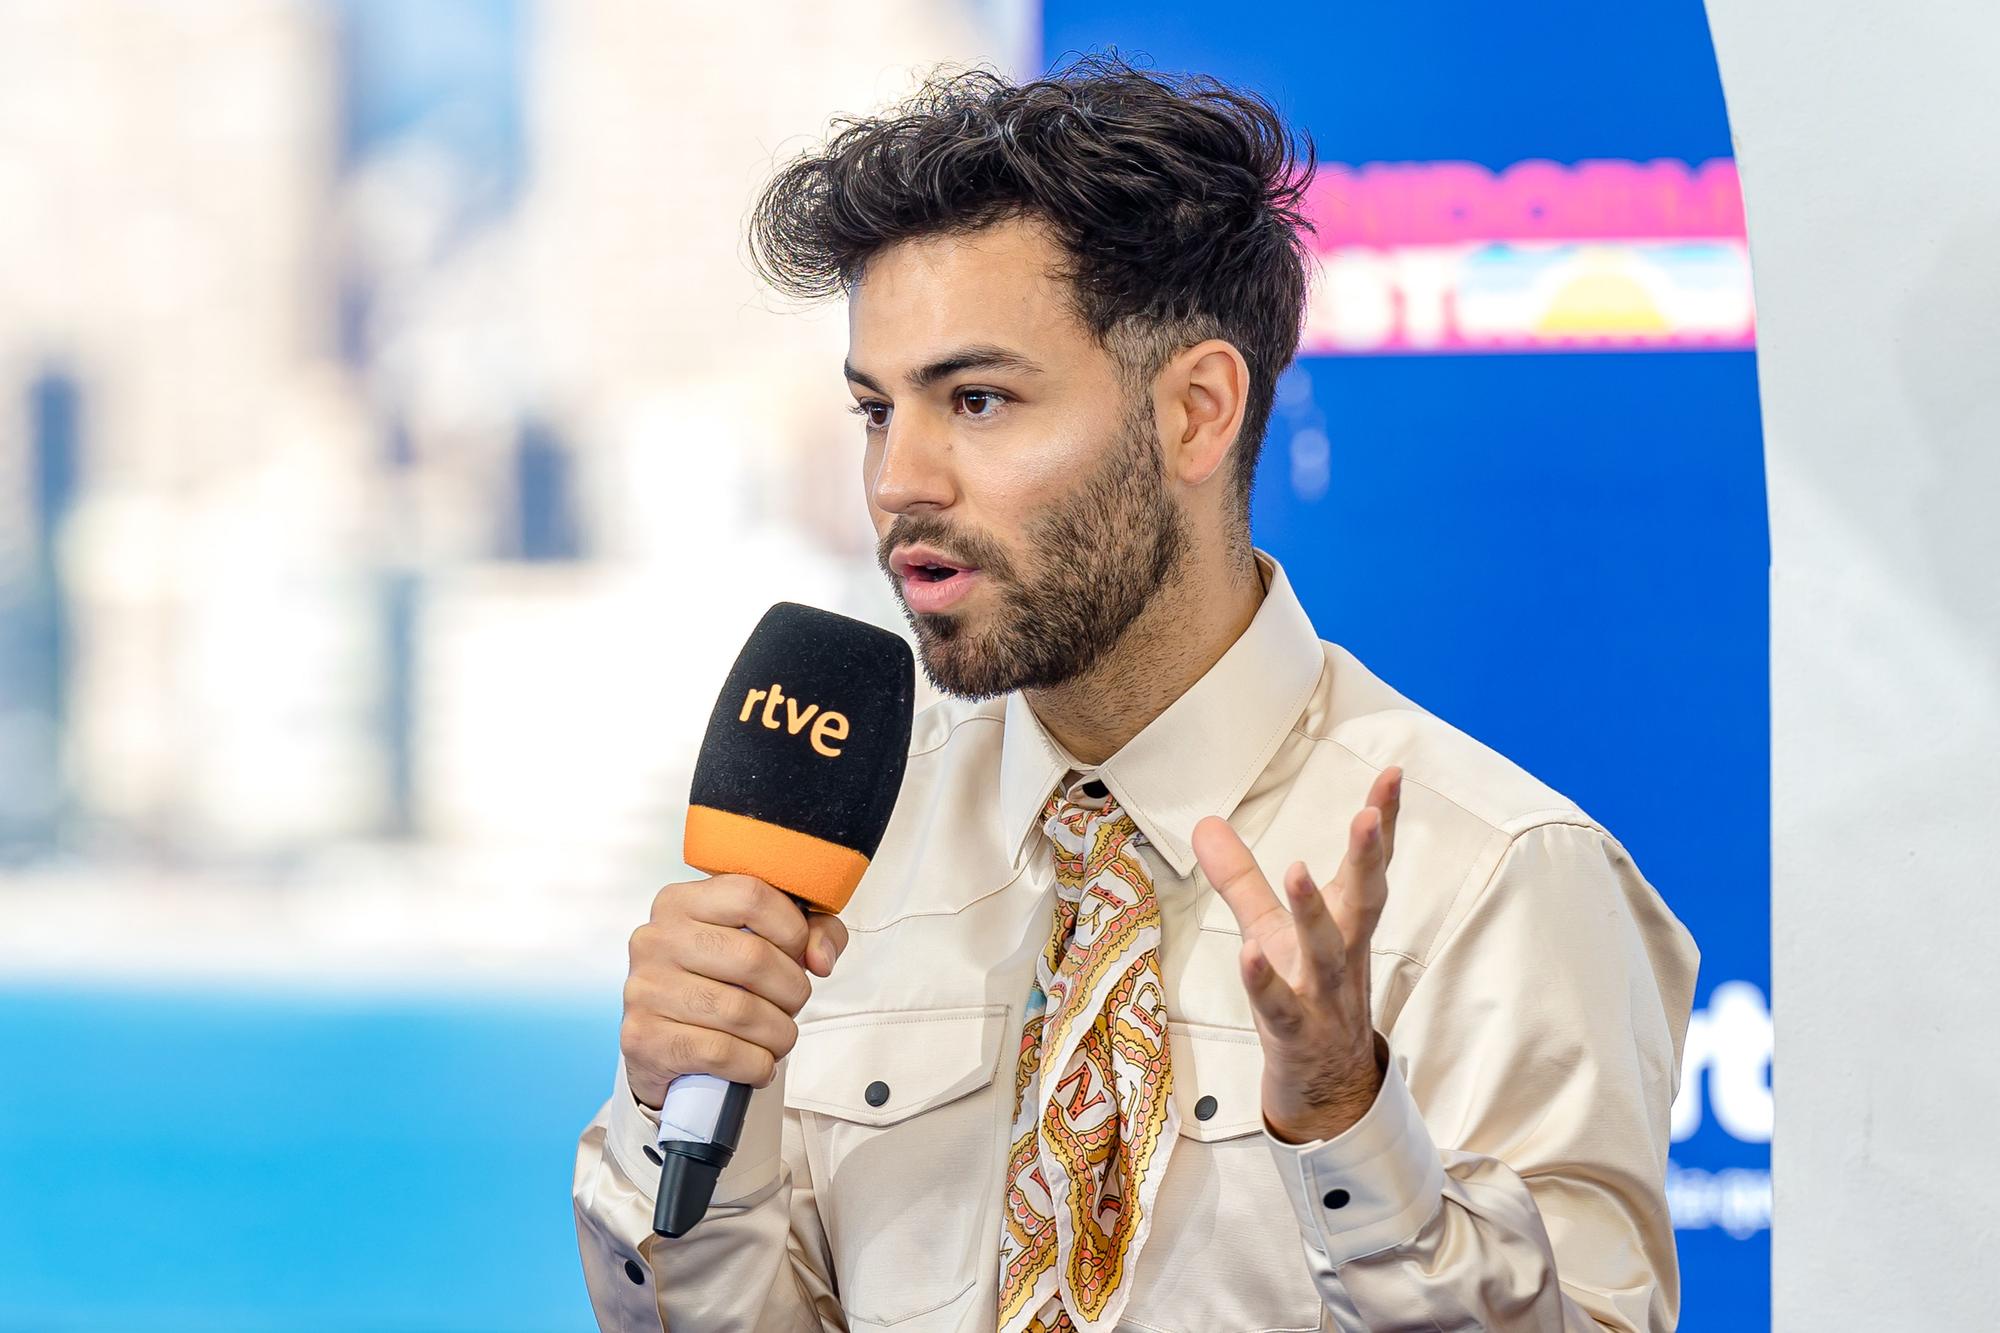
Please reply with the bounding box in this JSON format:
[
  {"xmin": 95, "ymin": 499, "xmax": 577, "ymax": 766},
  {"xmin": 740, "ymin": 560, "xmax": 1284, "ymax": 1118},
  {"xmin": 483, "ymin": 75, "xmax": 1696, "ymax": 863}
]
[{"xmin": 683, "ymin": 805, "xmax": 872, "ymax": 914}]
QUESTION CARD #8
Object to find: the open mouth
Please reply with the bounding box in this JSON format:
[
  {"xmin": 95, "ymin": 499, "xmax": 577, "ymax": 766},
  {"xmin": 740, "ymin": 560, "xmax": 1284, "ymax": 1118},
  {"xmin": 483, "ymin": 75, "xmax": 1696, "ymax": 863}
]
[
  {"xmin": 890, "ymin": 544, "xmax": 983, "ymax": 612},
  {"xmin": 889, "ymin": 545, "xmax": 977, "ymax": 582}
]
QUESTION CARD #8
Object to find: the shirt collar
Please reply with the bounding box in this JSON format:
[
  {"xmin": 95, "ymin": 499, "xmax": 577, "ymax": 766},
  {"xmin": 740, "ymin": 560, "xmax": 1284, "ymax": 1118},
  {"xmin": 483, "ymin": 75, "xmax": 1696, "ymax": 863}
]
[{"xmin": 996, "ymin": 550, "xmax": 1326, "ymax": 877}]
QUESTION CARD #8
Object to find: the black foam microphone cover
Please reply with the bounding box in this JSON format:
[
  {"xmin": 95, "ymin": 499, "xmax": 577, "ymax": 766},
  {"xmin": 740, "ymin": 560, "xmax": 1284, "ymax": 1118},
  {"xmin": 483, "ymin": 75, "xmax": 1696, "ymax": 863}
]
[{"xmin": 682, "ymin": 602, "xmax": 914, "ymax": 911}]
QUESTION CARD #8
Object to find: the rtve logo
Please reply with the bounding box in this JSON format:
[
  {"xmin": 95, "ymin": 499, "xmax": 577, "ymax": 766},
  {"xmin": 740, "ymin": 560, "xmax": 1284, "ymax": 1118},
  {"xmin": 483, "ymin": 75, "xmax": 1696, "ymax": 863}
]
[
  {"xmin": 1670, "ymin": 980, "xmax": 1773, "ymax": 1145},
  {"xmin": 738, "ymin": 683, "xmax": 849, "ymax": 758}
]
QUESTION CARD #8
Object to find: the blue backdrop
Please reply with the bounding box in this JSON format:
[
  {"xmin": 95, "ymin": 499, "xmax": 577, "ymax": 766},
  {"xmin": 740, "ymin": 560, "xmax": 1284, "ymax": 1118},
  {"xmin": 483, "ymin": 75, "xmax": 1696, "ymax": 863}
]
[{"xmin": 1039, "ymin": 2, "xmax": 1772, "ymax": 1327}]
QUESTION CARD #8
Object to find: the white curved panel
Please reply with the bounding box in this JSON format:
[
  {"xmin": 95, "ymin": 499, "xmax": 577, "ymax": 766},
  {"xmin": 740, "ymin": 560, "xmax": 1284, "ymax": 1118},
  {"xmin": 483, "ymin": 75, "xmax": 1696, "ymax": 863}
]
[{"xmin": 1704, "ymin": 2, "xmax": 2000, "ymax": 1328}]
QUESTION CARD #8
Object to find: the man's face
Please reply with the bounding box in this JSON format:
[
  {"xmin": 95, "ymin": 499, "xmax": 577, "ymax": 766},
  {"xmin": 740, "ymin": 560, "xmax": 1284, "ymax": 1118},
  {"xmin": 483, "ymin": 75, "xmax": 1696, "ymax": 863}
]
[{"xmin": 846, "ymin": 219, "xmax": 1189, "ymax": 699}]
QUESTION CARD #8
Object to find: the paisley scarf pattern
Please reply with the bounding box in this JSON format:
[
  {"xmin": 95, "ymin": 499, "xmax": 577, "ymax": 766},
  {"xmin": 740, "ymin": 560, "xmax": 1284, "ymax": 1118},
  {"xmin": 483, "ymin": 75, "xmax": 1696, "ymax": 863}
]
[{"xmin": 997, "ymin": 790, "xmax": 1178, "ymax": 1333}]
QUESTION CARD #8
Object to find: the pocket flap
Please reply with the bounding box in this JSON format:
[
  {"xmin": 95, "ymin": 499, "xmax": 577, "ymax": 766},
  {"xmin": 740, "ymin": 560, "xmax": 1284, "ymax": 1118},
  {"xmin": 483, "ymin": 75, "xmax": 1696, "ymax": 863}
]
[
  {"xmin": 787, "ymin": 1003, "xmax": 1007, "ymax": 1126},
  {"xmin": 1168, "ymin": 1022, "xmax": 1268, "ymax": 1142}
]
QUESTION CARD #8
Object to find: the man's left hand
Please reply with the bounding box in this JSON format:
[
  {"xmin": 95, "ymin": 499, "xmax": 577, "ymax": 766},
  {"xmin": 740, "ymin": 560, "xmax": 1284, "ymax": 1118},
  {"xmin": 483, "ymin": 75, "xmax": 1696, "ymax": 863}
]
[{"xmin": 1191, "ymin": 765, "xmax": 1403, "ymax": 1145}]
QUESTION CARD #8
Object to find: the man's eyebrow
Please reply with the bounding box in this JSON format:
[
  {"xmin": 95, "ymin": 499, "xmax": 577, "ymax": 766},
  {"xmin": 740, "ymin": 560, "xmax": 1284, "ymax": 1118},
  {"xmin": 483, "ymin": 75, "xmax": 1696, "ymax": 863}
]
[
  {"xmin": 842, "ymin": 360, "xmax": 888, "ymax": 394},
  {"xmin": 843, "ymin": 345, "xmax": 1045, "ymax": 394}
]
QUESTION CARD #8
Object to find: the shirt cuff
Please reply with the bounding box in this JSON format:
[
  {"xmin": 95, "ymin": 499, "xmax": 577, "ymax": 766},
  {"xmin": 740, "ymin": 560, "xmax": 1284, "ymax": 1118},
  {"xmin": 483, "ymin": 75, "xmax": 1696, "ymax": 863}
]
[
  {"xmin": 1262, "ymin": 1036, "xmax": 1447, "ymax": 1267},
  {"xmin": 606, "ymin": 1057, "xmax": 789, "ymax": 1209}
]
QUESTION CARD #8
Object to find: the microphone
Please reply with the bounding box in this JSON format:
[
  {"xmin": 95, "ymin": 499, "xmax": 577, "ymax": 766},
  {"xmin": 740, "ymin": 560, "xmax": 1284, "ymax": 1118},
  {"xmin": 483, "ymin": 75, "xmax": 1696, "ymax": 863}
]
[{"xmin": 653, "ymin": 602, "xmax": 914, "ymax": 1238}]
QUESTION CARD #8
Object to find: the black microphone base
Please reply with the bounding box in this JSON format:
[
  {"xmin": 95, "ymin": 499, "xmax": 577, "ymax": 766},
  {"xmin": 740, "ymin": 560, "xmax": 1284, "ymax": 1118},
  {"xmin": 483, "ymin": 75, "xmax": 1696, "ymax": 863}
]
[{"xmin": 653, "ymin": 1137, "xmax": 735, "ymax": 1237}]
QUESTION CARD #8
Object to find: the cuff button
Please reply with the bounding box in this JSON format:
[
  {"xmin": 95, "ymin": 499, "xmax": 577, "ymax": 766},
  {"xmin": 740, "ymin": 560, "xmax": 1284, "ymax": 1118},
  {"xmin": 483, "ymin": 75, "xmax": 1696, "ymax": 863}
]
[
  {"xmin": 643, "ymin": 1144, "xmax": 662, "ymax": 1165},
  {"xmin": 623, "ymin": 1259, "xmax": 646, "ymax": 1285},
  {"xmin": 1322, "ymin": 1188, "xmax": 1351, "ymax": 1210},
  {"xmin": 865, "ymin": 1080, "xmax": 890, "ymax": 1107},
  {"xmin": 1193, "ymin": 1094, "xmax": 1218, "ymax": 1121}
]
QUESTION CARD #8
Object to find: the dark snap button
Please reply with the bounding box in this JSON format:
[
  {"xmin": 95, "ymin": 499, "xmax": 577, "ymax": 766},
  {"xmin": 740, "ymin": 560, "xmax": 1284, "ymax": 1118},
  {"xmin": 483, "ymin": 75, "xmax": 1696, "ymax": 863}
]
[
  {"xmin": 865, "ymin": 1080, "xmax": 890, "ymax": 1107},
  {"xmin": 1323, "ymin": 1188, "xmax": 1351, "ymax": 1210},
  {"xmin": 642, "ymin": 1143, "xmax": 662, "ymax": 1165},
  {"xmin": 1081, "ymin": 779, "xmax": 1109, "ymax": 799},
  {"xmin": 623, "ymin": 1258, "xmax": 645, "ymax": 1285},
  {"xmin": 1194, "ymin": 1094, "xmax": 1218, "ymax": 1121}
]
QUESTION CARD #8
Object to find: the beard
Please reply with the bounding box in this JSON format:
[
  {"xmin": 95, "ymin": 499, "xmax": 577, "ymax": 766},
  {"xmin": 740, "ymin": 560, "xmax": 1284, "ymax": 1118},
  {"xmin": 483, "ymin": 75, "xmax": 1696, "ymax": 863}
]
[{"xmin": 875, "ymin": 400, "xmax": 1191, "ymax": 700}]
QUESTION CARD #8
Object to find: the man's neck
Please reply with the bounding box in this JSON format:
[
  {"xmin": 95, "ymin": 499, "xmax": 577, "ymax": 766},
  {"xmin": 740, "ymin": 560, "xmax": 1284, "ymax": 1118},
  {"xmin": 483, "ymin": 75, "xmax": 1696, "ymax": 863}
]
[{"xmin": 1025, "ymin": 548, "xmax": 1265, "ymax": 766}]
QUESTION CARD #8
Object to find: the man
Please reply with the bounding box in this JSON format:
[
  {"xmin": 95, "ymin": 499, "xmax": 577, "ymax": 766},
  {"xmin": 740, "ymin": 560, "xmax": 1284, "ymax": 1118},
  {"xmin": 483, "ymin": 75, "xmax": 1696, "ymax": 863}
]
[{"xmin": 575, "ymin": 57, "xmax": 1697, "ymax": 1332}]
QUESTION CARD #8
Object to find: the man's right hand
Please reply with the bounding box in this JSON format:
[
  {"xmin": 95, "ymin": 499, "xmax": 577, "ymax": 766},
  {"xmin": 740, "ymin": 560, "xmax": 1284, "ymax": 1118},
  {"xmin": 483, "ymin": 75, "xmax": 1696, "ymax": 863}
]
[{"xmin": 621, "ymin": 874, "xmax": 849, "ymax": 1110}]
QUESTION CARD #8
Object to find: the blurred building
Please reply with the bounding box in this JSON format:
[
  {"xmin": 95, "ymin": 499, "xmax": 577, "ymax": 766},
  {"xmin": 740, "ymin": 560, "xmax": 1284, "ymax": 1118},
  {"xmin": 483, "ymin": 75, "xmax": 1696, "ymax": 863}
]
[
  {"xmin": 0, "ymin": 0, "xmax": 999, "ymax": 977},
  {"xmin": 0, "ymin": 2, "xmax": 353, "ymax": 868}
]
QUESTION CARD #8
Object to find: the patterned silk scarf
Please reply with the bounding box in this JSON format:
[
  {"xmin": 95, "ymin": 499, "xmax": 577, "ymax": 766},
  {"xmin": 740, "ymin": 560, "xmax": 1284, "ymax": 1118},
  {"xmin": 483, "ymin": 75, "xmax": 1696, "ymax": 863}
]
[{"xmin": 997, "ymin": 789, "xmax": 1179, "ymax": 1333}]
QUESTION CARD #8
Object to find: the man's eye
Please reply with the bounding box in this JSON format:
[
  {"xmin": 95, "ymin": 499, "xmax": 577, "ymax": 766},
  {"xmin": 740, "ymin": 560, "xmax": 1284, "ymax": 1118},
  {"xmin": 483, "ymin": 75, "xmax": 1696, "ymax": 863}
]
[
  {"xmin": 848, "ymin": 401, "xmax": 890, "ymax": 429},
  {"xmin": 956, "ymin": 390, "xmax": 1006, "ymax": 418}
]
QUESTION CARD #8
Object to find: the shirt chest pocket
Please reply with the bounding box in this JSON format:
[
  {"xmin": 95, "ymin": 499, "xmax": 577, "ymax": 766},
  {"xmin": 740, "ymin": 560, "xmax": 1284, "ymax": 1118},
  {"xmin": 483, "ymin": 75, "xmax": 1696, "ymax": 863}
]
[
  {"xmin": 785, "ymin": 1004, "xmax": 1009, "ymax": 1330},
  {"xmin": 1122, "ymin": 1022, "xmax": 1327, "ymax": 1333}
]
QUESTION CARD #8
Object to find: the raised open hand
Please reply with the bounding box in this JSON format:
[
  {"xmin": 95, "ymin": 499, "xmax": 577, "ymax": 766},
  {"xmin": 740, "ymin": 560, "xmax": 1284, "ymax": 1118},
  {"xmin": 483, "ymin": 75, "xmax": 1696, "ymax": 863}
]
[{"xmin": 1191, "ymin": 765, "xmax": 1402, "ymax": 1144}]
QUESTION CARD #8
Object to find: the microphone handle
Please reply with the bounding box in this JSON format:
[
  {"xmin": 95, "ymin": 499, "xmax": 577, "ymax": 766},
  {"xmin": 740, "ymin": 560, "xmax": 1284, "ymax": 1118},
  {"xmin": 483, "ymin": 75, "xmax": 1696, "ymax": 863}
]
[
  {"xmin": 653, "ymin": 1072, "xmax": 752, "ymax": 1236},
  {"xmin": 651, "ymin": 904, "xmax": 809, "ymax": 1238}
]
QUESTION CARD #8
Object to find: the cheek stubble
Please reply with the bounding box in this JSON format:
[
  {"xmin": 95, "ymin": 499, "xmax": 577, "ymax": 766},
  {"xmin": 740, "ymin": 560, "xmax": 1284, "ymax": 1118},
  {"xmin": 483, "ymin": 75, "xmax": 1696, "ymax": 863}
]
[{"xmin": 891, "ymin": 406, "xmax": 1189, "ymax": 700}]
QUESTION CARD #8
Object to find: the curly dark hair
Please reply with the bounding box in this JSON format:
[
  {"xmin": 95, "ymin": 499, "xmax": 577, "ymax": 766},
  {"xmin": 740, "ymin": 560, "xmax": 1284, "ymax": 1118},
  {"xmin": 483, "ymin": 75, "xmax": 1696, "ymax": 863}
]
[{"xmin": 748, "ymin": 54, "xmax": 1317, "ymax": 505}]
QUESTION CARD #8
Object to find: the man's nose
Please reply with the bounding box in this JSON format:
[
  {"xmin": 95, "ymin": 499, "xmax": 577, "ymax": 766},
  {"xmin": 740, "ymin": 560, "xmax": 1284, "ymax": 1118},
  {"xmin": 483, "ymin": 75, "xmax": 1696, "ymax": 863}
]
[{"xmin": 869, "ymin": 411, "xmax": 956, "ymax": 514}]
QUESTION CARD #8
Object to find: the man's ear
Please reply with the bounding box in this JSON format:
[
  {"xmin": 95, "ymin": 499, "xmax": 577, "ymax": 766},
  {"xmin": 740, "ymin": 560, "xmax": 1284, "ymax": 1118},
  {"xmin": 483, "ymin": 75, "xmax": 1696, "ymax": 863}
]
[{"xmin": 1161, "ymin": 339, "xmax": 1251, "ymax": 489}]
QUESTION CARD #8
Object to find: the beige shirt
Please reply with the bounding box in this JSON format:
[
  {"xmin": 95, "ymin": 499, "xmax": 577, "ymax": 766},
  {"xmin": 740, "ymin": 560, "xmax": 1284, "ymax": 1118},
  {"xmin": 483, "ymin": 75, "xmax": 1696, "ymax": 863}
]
[{"xmin": 573, "ymin": 554, "xmax": 1698, "ymax": 1332}]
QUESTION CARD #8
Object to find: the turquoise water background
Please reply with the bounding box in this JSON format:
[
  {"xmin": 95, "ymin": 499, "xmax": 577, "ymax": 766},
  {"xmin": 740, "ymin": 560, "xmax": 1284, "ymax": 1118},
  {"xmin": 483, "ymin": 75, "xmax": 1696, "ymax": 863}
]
[{"xmin": 0, "ymin": 985, "xmax": 614, "ymax": 1332}]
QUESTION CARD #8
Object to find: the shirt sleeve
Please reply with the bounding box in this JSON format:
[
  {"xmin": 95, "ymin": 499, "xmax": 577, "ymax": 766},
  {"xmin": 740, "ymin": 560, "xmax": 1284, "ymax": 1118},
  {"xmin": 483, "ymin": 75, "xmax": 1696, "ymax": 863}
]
[
  {"xmin": 572, "ymin": 1056, "xmax": 845, "ymax": 1333},
  {"xmin": 1260, "ymin": 819, "xmax": 1700, "ymax": 1332}
]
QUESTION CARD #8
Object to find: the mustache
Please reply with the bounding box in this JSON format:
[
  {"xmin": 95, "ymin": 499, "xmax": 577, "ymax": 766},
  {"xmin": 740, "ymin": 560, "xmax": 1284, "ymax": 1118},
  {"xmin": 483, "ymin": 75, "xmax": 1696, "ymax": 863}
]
[{"xmin": 876, "ymin": 515, "xmax": 1016, "ymax": 582}]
